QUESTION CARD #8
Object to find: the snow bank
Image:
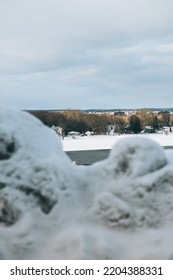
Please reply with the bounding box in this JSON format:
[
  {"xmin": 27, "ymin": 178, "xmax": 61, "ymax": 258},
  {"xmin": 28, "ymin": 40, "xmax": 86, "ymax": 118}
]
[{"xmin": 0, "ymin": 105, "xmax": 173, "ymax": 259}]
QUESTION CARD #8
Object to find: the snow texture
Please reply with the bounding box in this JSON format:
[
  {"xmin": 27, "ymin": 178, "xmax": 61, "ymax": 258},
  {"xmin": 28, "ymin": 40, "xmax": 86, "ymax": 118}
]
[{"xmin": 0, "ymin": 104, "xmax": 173, "ymax": 259}]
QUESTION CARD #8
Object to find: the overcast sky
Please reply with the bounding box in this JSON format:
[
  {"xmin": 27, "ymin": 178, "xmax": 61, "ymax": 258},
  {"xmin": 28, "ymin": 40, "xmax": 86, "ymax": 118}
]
[{"xmin": 0, "ymin": 0, "xmax": 173, "ymax": 110}]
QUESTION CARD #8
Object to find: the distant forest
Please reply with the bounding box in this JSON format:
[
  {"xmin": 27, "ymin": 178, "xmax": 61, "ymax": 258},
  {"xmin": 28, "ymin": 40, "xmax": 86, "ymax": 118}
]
[{"xmin": 27, "ymin": 109, "xmax": 173, "ymax": 135}]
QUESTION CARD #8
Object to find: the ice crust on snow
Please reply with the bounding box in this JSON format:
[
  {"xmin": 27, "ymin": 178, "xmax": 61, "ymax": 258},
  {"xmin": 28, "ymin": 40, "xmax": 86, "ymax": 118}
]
[{"xmin": 0, "ymin": 105, "xmax": 173, "ymax": 259}]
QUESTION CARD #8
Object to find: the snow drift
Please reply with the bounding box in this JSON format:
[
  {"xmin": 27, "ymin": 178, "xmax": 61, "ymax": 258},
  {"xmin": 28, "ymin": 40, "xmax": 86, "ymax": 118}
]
[{"xmin": 0, "ymin": 105, "xmax": 173, "ymax": 259}]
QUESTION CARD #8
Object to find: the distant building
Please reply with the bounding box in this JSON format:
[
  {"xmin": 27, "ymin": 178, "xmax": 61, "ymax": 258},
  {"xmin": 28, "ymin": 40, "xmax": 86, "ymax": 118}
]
[
  {"xmin": 107, "ymin": 125, "xmax": 116, "ymax": 135},
  {"xmin": 51, "ymin": 125, "xmax": 63, "ymax": 136},
  {"xmin": 114, "ymin": 111, "xmax": 125, "ymax": 116},
  {"xmin": 140, "ymin": 126, "xmax": 155, "ymax": 134},
  {"xmin": 85, "ymin": 131, "xmax": 93, "ymax": 136},
  {"xmin": 68, "ymin": 131, "xmax": 80, "ymax": 137}
]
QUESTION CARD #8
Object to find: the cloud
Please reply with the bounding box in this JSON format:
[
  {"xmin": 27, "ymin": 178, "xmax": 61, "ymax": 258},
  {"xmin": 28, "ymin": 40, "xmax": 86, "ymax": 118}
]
[{"xmin": 0, "ymin": 0, "xmax": 173, "ymax": 108}]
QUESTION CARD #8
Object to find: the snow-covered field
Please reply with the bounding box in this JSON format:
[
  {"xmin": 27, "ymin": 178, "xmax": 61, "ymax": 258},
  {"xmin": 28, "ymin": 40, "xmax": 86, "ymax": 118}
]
[
  {"xmin": 1, "ymin": 104, "xmax": 173, "ymax": 260},
  {"xmin": 62, "ymin": 133, "xmax": 173, "ymax": 151}
]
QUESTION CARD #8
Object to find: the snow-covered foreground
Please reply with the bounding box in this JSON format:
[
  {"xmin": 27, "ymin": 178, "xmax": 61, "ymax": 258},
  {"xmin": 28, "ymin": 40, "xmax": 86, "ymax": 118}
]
[
  {"xmin": 1, "ymin": 104, "xmax": 173, "ymax": 259},
  {"xmin": 62, "ymin": 133, "xmax": 173, "ymax": 151}
]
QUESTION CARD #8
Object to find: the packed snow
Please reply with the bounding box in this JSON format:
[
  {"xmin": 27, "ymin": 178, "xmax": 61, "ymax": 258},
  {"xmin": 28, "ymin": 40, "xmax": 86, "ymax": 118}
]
[{"xmin": 0, "ymin": 104, "xmax": 173, "ymax": 259}]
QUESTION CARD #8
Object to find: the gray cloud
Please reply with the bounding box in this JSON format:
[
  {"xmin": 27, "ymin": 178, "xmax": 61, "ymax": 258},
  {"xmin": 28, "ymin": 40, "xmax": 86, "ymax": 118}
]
[{"xmin": 0, "ymin": 0, "xmax": 173, "ymax": 109}]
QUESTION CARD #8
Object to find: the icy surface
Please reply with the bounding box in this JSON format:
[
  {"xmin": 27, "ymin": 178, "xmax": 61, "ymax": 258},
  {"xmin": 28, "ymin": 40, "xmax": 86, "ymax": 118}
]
[
  {"xmin": 0, "ymin": 105, "xmax": 173, "ymax": 259},
  {"xmin": 62, "ymin": 133, "xmax": 173, "ymax": 151}
]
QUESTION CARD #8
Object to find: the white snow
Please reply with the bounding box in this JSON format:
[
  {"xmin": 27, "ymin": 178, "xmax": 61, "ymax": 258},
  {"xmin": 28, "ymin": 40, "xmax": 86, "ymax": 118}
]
[
  {"xmin": 62, "ymin": 133, "xmax": 173, "ymax": 151},
  {"xmin": 1, "ymin": 104, "xmax": 173, "ymax": 260}
]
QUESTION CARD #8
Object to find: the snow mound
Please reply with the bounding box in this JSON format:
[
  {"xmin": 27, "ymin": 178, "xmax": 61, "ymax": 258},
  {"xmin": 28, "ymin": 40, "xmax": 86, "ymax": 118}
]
[
  {"xmin": 0, "ymin": 104, "xmax": 173, "ymax": 259},
  {"xmin": 109, "ymin": 137, "xmax": 167, "ymax": 177}
]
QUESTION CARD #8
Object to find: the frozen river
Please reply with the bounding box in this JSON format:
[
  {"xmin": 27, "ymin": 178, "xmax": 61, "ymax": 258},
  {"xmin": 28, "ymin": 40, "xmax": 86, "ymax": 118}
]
[{"xmin": 63, "ymin": 134, "xmax": 173, "ymax": 164}]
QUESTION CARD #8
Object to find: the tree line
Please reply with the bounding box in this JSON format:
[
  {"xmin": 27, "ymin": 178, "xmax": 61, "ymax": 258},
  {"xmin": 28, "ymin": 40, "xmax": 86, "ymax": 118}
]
[{"xmin": 28, "ymin": 110, "xmax": 173, "ymax": 135}]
